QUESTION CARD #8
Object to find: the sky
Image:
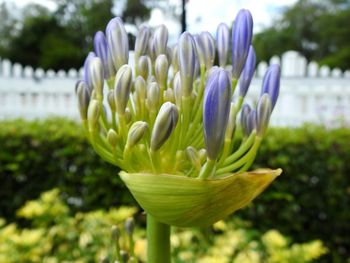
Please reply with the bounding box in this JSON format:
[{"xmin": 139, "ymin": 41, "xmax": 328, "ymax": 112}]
[{"xmin": 8, "ymin": 0, "xmax": 298, "ymax": 39}]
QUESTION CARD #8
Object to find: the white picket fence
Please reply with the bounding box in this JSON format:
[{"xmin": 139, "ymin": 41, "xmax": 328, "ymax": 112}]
[{"xmin": 1, "ymin": 50, "xmax": 350, "ymax": 126}]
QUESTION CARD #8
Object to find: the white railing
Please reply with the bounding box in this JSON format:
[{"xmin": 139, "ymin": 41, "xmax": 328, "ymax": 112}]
[{"xmin": 1, "ymin": 50, "xmax": 350, "ymax": 126}]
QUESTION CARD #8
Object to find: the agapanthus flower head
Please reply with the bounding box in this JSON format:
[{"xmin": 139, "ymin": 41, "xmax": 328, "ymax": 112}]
[{"xmin": 76, "ymin": 10, "xmax": 282, "ymax": 227}]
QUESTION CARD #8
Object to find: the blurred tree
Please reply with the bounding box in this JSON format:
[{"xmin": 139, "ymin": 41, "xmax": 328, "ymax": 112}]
[
  {"xmin": 4, "ymin": 4, "xmax": 64, "ymax": 69},
  {"xmin": 122, "ymin": 0, "xmax": 150, "ymax": 25},
  {"xmin": 254, "ymin": 0, "xmax": 350, "ymax": 70},
  {"xmin": 0, "ymin": 0, "xmax": 150, "ymax": 70},
  {"xmin": 0, "ymin": 2, "xmax": 18, "ymax": 56}
]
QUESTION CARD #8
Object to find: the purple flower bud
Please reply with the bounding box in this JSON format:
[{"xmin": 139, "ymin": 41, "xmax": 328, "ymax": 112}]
[
  {"xmin": 256, "ymin": 94, "xmax": 272, "ymax": 136},
  {"xmin": 195, "ymin": 32, "xmax": 215, "ymax": 69},
  {"xmin": 260, "ymin": 64, "xmax": 281, "ymax": 109},
  {"xmin": 248, "ymin": 109, "xmax": 257, "ymax": 133},
  {"xmin": 93, "ymin": 31, "xmax": 116, "ymax": 80},
  {"xmin": 239, "ymin": 45, "xmax": 256, "ymax": 97},
  {"xmin": 232, "ymin": 9, "xmax": 253, "ymax": 79},
  {"xmin": 241, "ymin": 104, "xmax": 252, "ymax": 136},
  {"xmin": 152, "ymin": 25, "xmax": 168, "ymax": 56},
  {"xmin": 134, "ymin": 25, "xmax": 150, "ymax": 58},
  {"xmin": 216, "ymin": 23, "xmax": 230, "ymax": 67},
  {"xmin": 178, "ymin": 32, "xmax": 196, "ymax": 97},
  {"xmin": 106, "ymin": 17, "xmax": 129, "ymax": 72},
  {"xmin": 83, "ymin": 52, "xmax": 96, "ymax": 92},
  {"xmin": 203, "ymin": 68, "xmax": 232, "ymax": 160}
]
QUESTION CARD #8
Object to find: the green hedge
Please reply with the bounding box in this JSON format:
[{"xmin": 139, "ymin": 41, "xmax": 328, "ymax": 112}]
[
  {"xmin": 0, "ymin": 118, "xmax": 135, "ymax": 222},
  {"xmin": 0, "ymin": 119, "xmax": 349, "ymax": 262},
  {"xmin": 243, "ymin": 126, "xmax": 350, "ymax": 262}
]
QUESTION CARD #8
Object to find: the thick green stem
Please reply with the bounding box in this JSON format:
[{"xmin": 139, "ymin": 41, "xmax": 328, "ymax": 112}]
[{"xmin": 147, "ymin": 215, "xmax": 171, "ymax": 263}]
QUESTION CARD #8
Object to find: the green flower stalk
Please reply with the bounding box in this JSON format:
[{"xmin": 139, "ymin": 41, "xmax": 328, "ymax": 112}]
[{"xmin": 76, "ymin": 9, "xmax": 282, "ymax": 263}]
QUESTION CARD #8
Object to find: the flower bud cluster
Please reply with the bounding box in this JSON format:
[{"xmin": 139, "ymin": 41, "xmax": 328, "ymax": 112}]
[{"xmin": 76, "ymin": 9, "xmax": 281, "ymax": 179}]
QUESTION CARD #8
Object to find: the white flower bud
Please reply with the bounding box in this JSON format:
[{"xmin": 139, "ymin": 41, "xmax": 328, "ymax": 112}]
[
  {"xmin": 114, "ymin": 65, "xmax": 132, "ymax": 115},
  {"xmin": 126, "ymin": 121, "xmax": 148, "ymax": 148},
  {"xmin": 151, "ymin": 102, "xmax": 179, "ymax": 151}
]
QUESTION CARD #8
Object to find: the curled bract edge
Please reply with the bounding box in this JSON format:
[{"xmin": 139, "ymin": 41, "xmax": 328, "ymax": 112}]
[{"xmin": 120, "ymin": 168, "xmax": 282, "ymax": 227}]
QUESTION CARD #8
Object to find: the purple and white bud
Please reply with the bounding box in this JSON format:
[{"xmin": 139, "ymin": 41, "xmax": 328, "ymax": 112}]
[
  {"xmin": 76, "ymin": 81, "xmax": 91, "ymax": 120},
  {"xmin": 232, "ymin": 9, "xmax": 253, "ymax": 79},
  {"xmin": 137, "ymin": 55, "xmax": 151, "ymax": 80},
  {"xmin": 147, "ymin": 82, "xmax": 160, "ymax": 111},
  {"xmin": 88, "ymin": 57, "xmax": 104, "ymax": 98},
  {"xmin": 153, "ymin": 25, "xmax": 168, "ymax": 56},
  {"xmin": 256, "ymin": 94, "xmax": 272, "ymax": 137},
  {"xmin": 216, "ymin": 23, "xmax": 230, "ymax": 67},
  {"xmin": 155, "ymin": 54, "xmax": 169, "ymax": 87},
  {"xmin": 239, "ymin": 45, "xmax": 256, "ymax": 97},
  {"xmin": 260, "ymin": 64, "xmax": 281, "ymax": 109},
  {"xmin": 83, "ymin": 52, "xmax": 96, "ymax": 92},
  {"xmin": 172, "ymin": 44, "xmax": 179, "ymax": 73},
  {"xmin": 186, "ymin": 146, "xmax": 201, "ymax": 171},
  {"xmin": 240, "ymin": 104, "xmax": 252, "ymax": 137},
  {"xmin": 107, "ymin": 129, "xmax": 118, "ymax": 147},
  {"xmin": 150, "ymin": 102, "xmax": 179, "ymax": 151},
  {"xmin": 114, "ymin": 65, "xmax": 132, "ymax": 115},
  {"xmin": 93, "ymin": 31, "xmax": 116, "ymax": 80},
  {"xmin": 248, "ymin": 109, "xmax": 257, "ymax": 134},
  {"xmin": 106, "ymin": 17, "xmax": 129, "ymax": 72},
  {"xmin": 164, "ymin": 88, "xmax": 175, "ymax": 103},
  {"xmin": 166, "ymin": 47, "xmax": 172, "ymax": 66},
  {"xmin": 173, "ymin": 72, "xmax": 182, "ymax": 108},
  {"xmin": 126, "ymin": 121, "xmax": 148, "ymax": 148},
  {"xmin": 87, "ymin": 100, "xmax": 100, "ymax": 132},
  {"xmin": 194, "ymin": 32, "xmax": 215, "ymax": 69},
  {"xmin": 134, "ymin": 25, "xmax": 150, "ymax": 58},
  {"xmin": 134, "ymin": 76, "xmax": 147, "ymax": 102},
  {"xmin": 107, "ymin": 90, "xmax": 116, "ymax": 112},
  {"xmin": 178, "ymin": 32, "xmax": 196, "ymax": 97},
  {"xmin": 203, "ymin": 68, "xmax": 232, "ymax": 160}
]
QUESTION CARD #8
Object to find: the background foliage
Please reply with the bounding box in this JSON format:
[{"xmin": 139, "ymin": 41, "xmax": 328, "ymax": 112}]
[
  {"xmin": 0, "ymin": 118, "xmax": 349, "ymax": 262},
  {"xmin": 253, "ymin": 0, "xmax": 350, "ymax": 70},
  {"xmin": 0, "ymin": 118, "xmax": 134, "ymax": 223},
  {"xmin": 0, "ymin": 188, "xmax": 327, "ymax": 262},
  {"xmin": 1, "ymin": 0, "xmax": 350, "ymax": 70},
  {"xmin": 0, "ymin": 0, "xmax": 150, "ymax": 70}
]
